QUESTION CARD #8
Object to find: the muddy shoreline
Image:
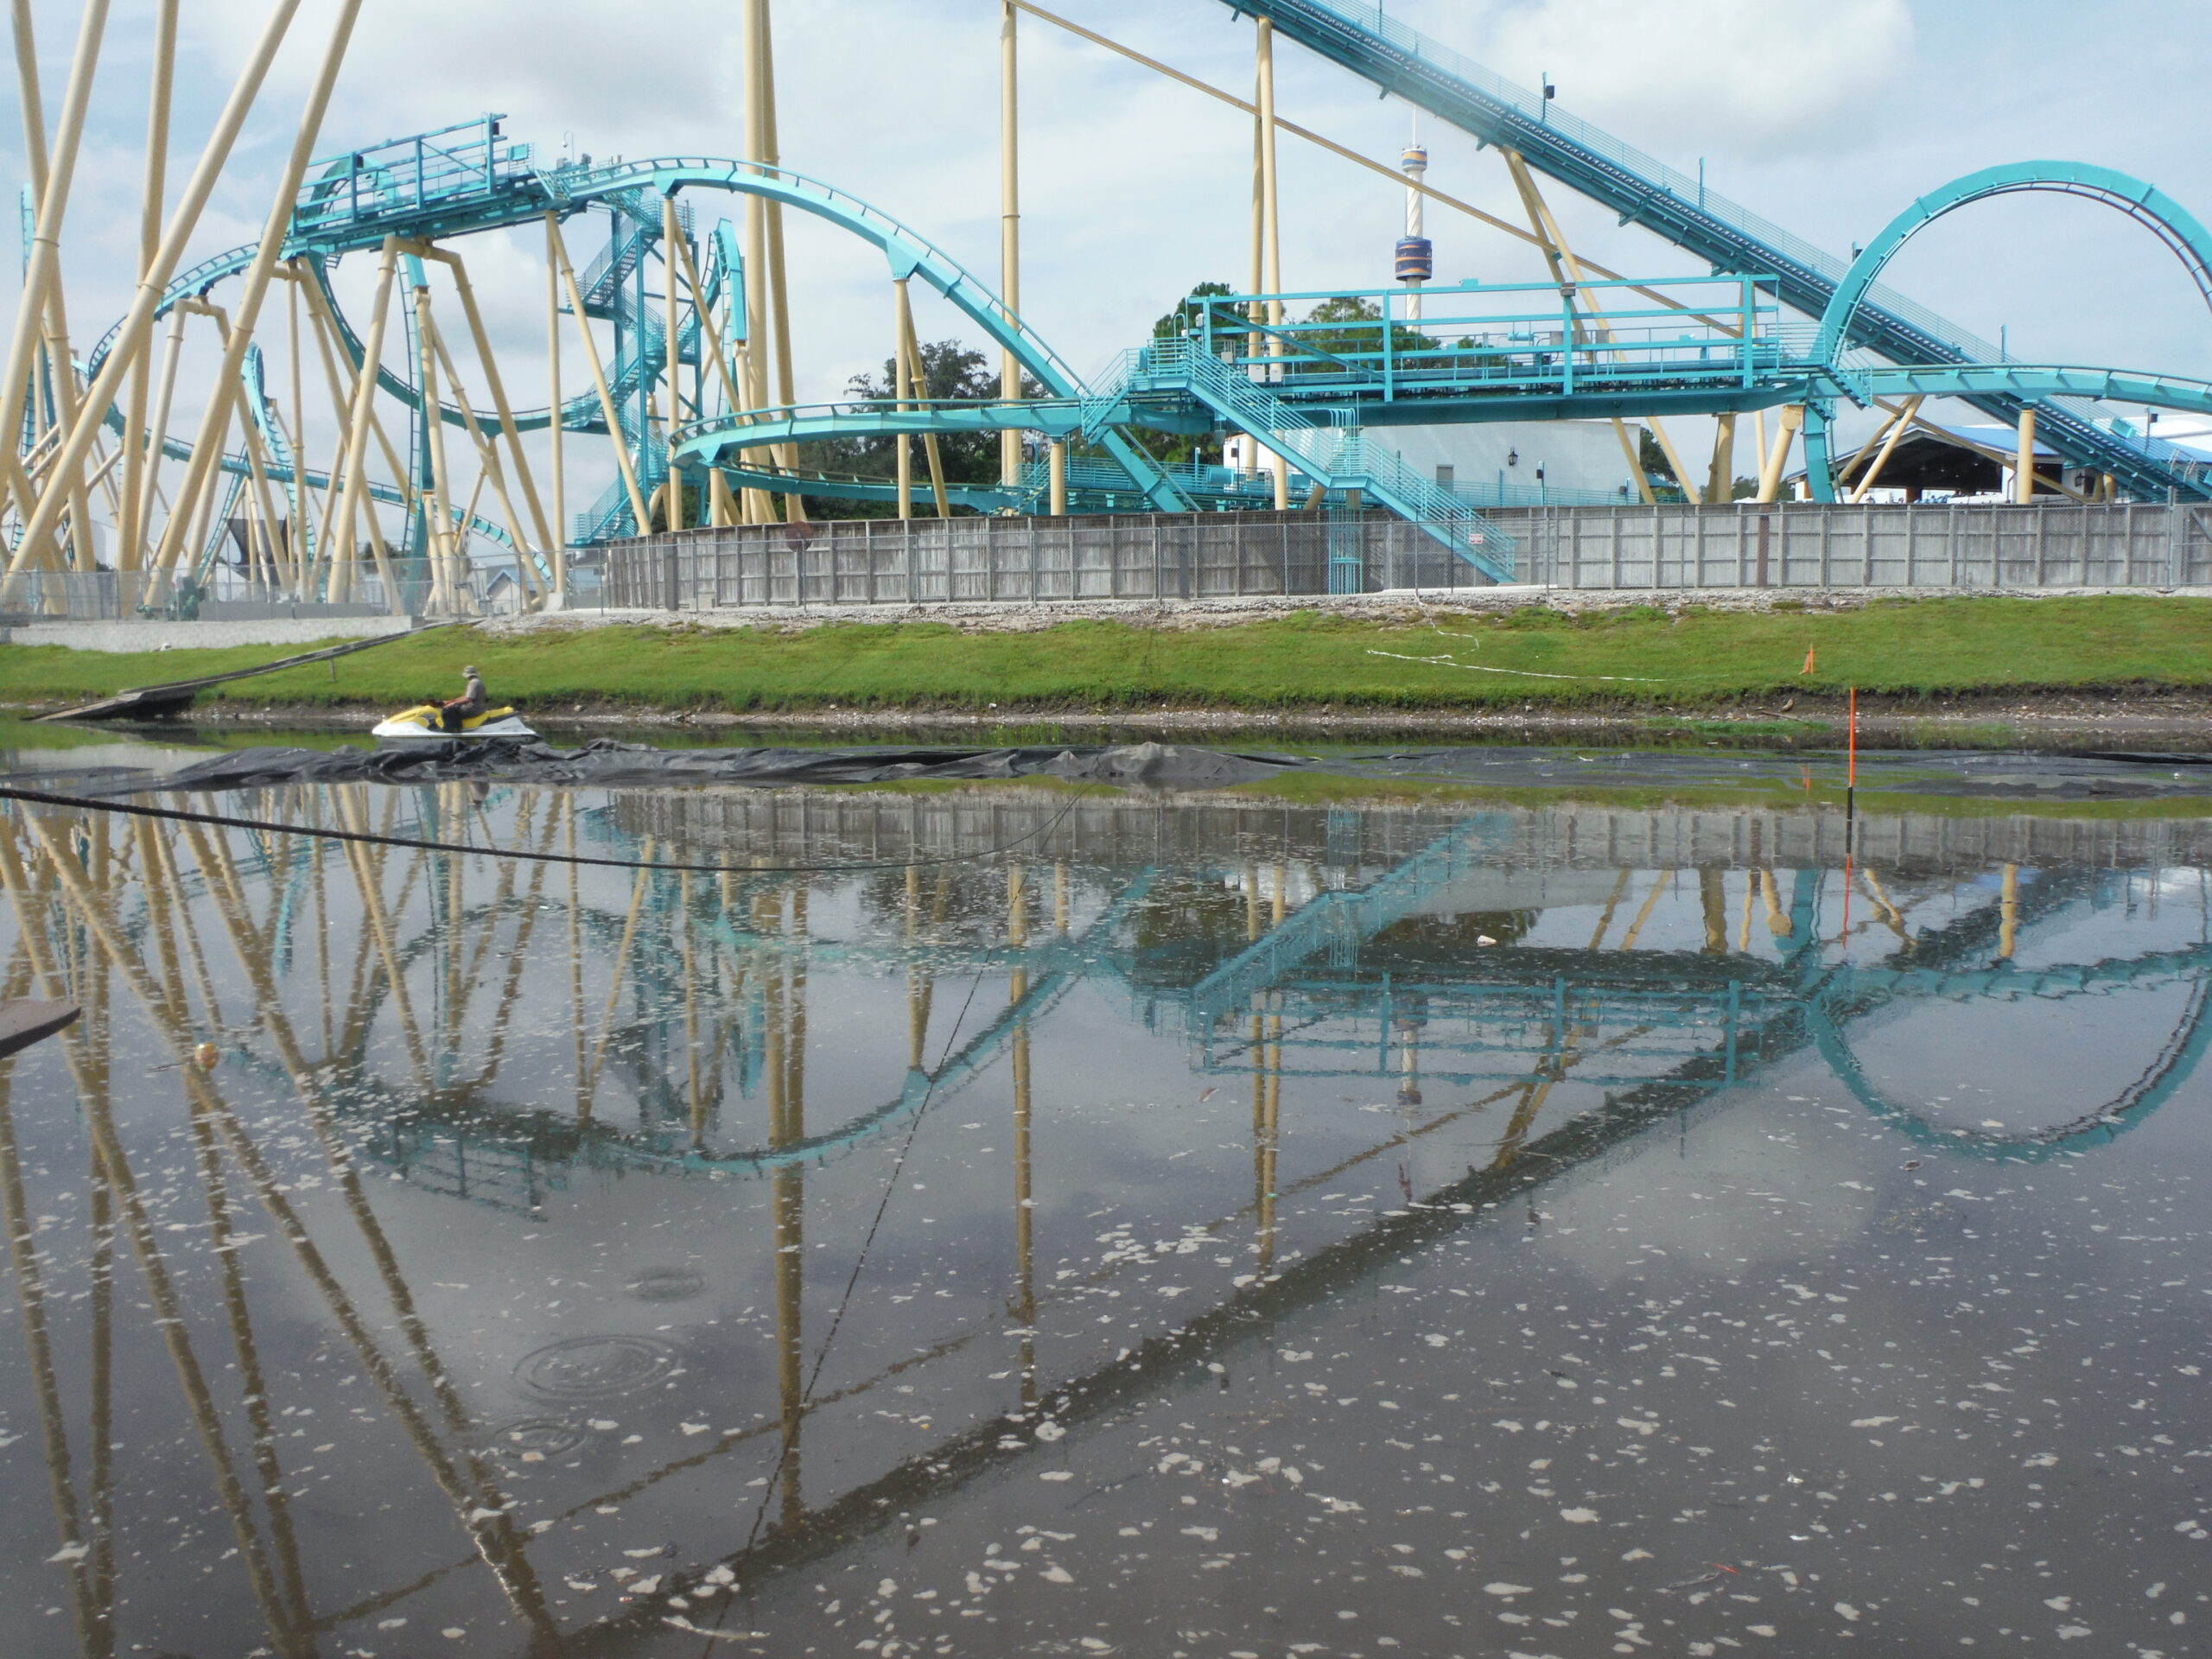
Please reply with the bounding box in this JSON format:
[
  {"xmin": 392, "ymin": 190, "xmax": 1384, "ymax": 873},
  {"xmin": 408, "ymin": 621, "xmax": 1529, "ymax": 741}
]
[{"xmin": 11, "ymin": 684, "xmax": 2212, "ymax": 750}]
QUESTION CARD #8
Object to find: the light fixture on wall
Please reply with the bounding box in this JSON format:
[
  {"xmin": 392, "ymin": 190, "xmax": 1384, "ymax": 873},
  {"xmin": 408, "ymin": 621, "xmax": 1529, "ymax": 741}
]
[{"xmin": 1506, "ymin": 448, "xmax": 1519, "ymax": 467}]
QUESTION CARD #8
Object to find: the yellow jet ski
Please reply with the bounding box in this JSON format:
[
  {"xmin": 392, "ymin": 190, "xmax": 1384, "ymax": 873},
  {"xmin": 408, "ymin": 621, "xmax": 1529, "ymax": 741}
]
[{"xmin": 372, "ymin": 703, "xmax": 538, "ymax": 742}]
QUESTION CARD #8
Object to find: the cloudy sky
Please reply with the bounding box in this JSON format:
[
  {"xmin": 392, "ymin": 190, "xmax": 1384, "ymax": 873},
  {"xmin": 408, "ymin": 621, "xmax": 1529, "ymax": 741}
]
[{"xmin": 10, "ymin": 0, "xmax": 2212, "ymax": 490}]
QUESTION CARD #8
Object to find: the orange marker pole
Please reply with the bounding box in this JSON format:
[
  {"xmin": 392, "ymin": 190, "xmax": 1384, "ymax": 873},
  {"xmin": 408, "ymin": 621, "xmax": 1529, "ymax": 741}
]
[{"xmin": 1846, "ymin": 685, "xmax": 1858, "ymax": 848}]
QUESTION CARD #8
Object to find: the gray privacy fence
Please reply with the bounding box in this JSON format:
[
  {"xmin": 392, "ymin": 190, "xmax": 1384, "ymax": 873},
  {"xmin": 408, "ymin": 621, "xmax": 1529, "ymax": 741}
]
[
  {"xmin": 601, "ymin": 511, "xmax": 1485, "ymax": 607},
  {"xmin": 1486, "ymin": 501, "xmax": 2212, "ymax": 591},
  {"xmin": 603, "ymin": 501, "xmax": 2212, "ymax": 608}
]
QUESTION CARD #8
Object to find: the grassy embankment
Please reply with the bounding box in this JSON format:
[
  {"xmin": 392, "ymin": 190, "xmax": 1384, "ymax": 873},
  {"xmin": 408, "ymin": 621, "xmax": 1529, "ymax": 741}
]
[{"xmin": 4, "ymin": 596, "xmax": 2212, "ymax": 714}]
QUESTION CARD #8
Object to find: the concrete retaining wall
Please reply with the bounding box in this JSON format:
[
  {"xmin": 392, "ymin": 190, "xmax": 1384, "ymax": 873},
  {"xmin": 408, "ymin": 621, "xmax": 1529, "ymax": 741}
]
[{"xmin": 0, "ymin": 615, "xmax": 415, "ymax": 652}]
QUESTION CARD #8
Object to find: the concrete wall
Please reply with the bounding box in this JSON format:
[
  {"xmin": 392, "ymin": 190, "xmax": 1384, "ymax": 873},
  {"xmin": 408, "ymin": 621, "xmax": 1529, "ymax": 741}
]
[{"xmin": 0, "ymin": 614, "xmax": 415, "ymax": 652}]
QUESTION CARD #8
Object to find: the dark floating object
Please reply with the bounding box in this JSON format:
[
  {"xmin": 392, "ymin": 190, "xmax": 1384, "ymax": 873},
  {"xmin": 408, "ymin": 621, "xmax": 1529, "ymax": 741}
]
[
  {"xmin": 0, "ymin": 999, "xmax": 79, "ymax": 1058},
  {"xmin": 626, "ymin": 1266, "xmax": 708, "ymax": 1303}
]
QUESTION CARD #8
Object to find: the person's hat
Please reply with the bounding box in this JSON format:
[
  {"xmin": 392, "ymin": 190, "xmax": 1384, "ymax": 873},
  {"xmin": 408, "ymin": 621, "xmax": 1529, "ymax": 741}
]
[{"xmin": 463, "ymin": 664, "xmax": 480, "ymax": 676}]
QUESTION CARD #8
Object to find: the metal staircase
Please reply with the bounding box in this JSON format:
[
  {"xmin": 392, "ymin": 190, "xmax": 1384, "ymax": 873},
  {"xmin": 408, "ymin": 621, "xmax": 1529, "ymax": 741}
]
[{"xmin": 1110, "ymin": 340, "xmax": 1517, "ymax": 580}]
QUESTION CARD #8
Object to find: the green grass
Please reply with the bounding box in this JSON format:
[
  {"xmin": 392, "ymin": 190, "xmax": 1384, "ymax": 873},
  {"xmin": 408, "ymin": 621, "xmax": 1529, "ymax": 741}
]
[{"xmin": 5, "ymin": 596, "xmax": 2212, "ymax": 714}]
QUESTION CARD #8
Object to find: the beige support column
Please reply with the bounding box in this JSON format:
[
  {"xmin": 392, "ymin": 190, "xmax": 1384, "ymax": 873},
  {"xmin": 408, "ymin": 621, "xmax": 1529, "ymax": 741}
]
[
  {"xmin": 1049, "ymin": 439, "xmax": 1067, "ymax": 515},
  {"xmin": 999, "ymin": 0, "xmax": 1023, "ymax": 491},
  {"xmin": 1756, "ymin": 404, "xmax": 1806, "ymax": 503},
  {"xmin": 137, "ymin": 0, "xmax": 365, "ymax": 593},
  {"xmin": 1703, "ymin": 412, "xmax": 1738, "ymax": 505},
  {"xmin": 415, "ymin": 289, "xmax": 541, "ymax": 600},
  {"xmin": 1999, "ymin": 863, "xmax": 2019, "ymax": 960},
  {"xmin": 0, "ymin": 0, "xmax": 110, "ymax": 540},
  {"xmin": 416, "ymin": 246, "xmax": 556, "ymax": 563},
  {"xmin": 1243, "ymin": 64, "xmax": 1262, "ymax": 461},
  {"xmin": 1255, "ymin": 16, "xmax": 1287, "ymax": 510},
  {"xmin": 1847, "ymin": 397, "xmax": 1918, "ymax": 503},
  {"xmin": 663, "ymin": 194, "xmax": 685, "ymax": 535},
  {"xmin": 328, "ymin": 241, "xmax": 405, "ymax": 611},
  {"xmin": 2015, "ymin": 406, "xmax": 2037, "ymax": 504},
  {"xmin": 545, "ymin": 217, "xmax": 567, "ymax": 599},
  {"xmin": 132, "ymin": 306, "xmax": 186, "ymax": 586},
  {"xmin": 549, "ymin": 217, "xmax": 653, "ymax": 537},
  {"xmin": 740, "ymin": 0, "xmax": 779, "ymax": 526},
  {"xmin": 411, "ymin": 283, "xmax": 460, "ymax": 614},
  {"xmin": 1647, "ymin": 419, "xmax": 1702, "ymax": 505},
  {"xmin": 755, "ymin": 0, "xmax": 806, "ymax": 519},
  {"xmin": 893, "ymin": 282, "xmax": 913, "ymax": 521},
  {"xmin": 898, "ymin": 302, "xmax": 952, "ymax": 517},
  {"xmin": 284, "ymin": 268, "xmax": 308, "ymax": 594},
  {"xmin": 1613, "ymin": 420, "xmax": 1656, "ymax": 506}
]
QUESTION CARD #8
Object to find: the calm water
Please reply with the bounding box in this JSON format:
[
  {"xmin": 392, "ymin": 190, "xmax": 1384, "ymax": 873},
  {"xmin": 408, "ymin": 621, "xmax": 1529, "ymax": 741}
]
[{"xmin": 0, "ymin": 744, "xmax": 2208, "ymax": 1657}]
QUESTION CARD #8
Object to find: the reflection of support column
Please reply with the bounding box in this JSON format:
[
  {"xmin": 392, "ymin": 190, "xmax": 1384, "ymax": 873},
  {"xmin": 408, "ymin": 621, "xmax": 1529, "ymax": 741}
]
[
  {"xmin": 765, "ymin": 884, "xmax": 807, "ymax": 1532},
  {"xmin": 1859, "ymin": 868, "xmax": 1912, "ymax": 948},
  {"xmin": 0, "ymin": 819, "xmax": 301, "ymax": 1655},
  {"xmin": 1759, "ymin": 869, "xmax": 1793, "ymax": 940},
  {"xmin": 682, "ymin": 871, "xmax": 704, "ymax": 1141},
  {"xmin": 467, "ymin": 803, "xmax": 558, "ymax": 1090},
  {"xmin": 20, "ymin": 812, "xmax": 559, "ymax": 1641},
  {"xmin": 1259, "ymin": 995, "xmax": 1281, "ymax": 1272},
  {"xmin": 587, "ymin": 839, "xmax": 657, "ymax": 1097},
  {"xmin": 0, "ymin": 991, "xmax": 107, "ymax": 1653},
  {"xmin": 84, "ymin": 925, "xmax": 117, "ymax": 1644},
  {"xmin": 1618, "ymin": 869, "xmax": 1675, "ymax": 951},
  {"xmin": 1395, "ymin": 1012, "xmax": 1422, "ymax": 1106},
  {"xmin": 1009, "ymin": 866, "xmax": 1036, "ymax": 1408},
  {"xmin": 1700, "ymin": 866, "xmax": 1728, "ymax": 953},
  {"xmin": 905, "ymin": 865, "xmax": 927, "ymax": 1071},
  {"xmin": 1588, "ymin": 868, "xmax": 1630, "ymax": 950},
  {"xmin": 2000, "ymin": 863, "xmax": 2019, "ymax": 961},
  {"xmin": 183, "ymin": 1083, "xmax": 316, "ymax": 1636}
]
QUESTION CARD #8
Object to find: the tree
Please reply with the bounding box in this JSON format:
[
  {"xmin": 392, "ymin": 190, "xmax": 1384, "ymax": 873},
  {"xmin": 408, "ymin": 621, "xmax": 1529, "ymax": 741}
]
[
  {"xmin": 796, "ymin": 339, "xmax": 1045, "ymax": 518},
  {"xmin": 1154, "ymin": 281, "xmax": 1235, "ymax": 340},
  {"xmin": 1296, "ymin": 295, "xmax": 1440, "ymax": 365}
]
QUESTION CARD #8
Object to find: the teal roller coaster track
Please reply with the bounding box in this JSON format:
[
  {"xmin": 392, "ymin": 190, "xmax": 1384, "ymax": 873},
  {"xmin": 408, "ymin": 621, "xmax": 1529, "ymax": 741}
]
[{"xmin": 66, "ymin": 0, "xmax": 2212, "ymax": 594}]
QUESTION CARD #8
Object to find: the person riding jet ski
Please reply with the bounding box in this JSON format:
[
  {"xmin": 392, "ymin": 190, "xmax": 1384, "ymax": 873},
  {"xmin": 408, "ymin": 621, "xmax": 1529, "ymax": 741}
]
[{"xmin": 442, "ymin": 664, "xmax": 488, "ymax": 734}]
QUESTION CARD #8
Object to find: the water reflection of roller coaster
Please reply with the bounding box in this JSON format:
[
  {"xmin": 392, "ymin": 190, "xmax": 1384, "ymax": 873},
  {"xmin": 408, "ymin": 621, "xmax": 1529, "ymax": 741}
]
[
  {"xmin": 8, "ymin": 781, "xmax": 2212, "ymax": 1654},
  {"xmin": 239, "ymin": 787, "xmax": 2212, "ymax": 1201}
]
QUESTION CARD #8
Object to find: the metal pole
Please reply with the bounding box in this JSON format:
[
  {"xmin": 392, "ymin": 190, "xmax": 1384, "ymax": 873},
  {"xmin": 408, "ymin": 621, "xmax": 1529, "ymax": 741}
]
[
  {"xmin": 118, "ymin": 0, "xmax": 177, "ymax": 572},
  {"xmin": 757, "ymin": 0, "xmax": 805, "ymax": 520},
  {"xmin": 548, "ymin": 218, "xmax": 653, "ymax": 537},
  {"xmin": 0, "ymin": 0, "xmax": 110, "ymax": 536},
  {"xmin": 1000, "ymin": 0, "xmax": 1023, "ymax": 490},
  {"xmin": 137, "ymin": 1, "xmax": 364, "ymax": 593},
  {"xmin": 546, "ymin": 216, "xmax": 566, "ymax": 600},
  {"xmin": 285, "ymin": 266, "xmax": 308, "ymax": 596},
  {"xmin": 663, "ymin": 194, "xmax": 685, "ymax": 536},
  {"xmin": 741, "ymin": 0, "xmax": 777, "ymax": 525},
  {"xmin": 894, "ymin": 280, "xmax": 913, "ymax": 521},
  {"xmin": 1255, "ymin": 16, "xmax": 1287, "ymax": 510},
  {"xmin": 329, "ymin": 241, "xmax": 405, "ymax": 611}
]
